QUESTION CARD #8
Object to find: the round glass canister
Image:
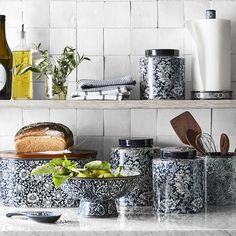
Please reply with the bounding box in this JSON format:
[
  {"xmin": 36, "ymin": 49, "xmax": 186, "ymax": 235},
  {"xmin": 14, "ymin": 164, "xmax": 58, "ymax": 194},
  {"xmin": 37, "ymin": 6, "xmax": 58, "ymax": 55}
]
[
  {"xmin": 110, "ymin": 138, "xmax": 159, "ymax": 207},
  {"xmin": 153, "ymin": 147, "xmax": 205, "ymax": 214},
  {"xmin": 205, "ymin": 153, "xmax": 236, "ymax": 206},
  {"xmin": 139, "ymin": 49, "xmax": 185, "ymax": 100}
]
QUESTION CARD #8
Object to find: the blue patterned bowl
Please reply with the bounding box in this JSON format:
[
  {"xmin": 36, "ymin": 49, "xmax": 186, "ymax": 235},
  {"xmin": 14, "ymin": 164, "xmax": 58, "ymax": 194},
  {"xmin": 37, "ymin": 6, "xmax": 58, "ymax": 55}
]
[{"xmin": 61, "ymin": 172, "xmax": 140, "ymax": 217}]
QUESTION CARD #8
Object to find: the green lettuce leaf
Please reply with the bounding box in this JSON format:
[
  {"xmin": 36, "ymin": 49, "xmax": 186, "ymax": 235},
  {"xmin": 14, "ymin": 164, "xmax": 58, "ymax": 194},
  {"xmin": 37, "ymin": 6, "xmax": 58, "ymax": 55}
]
[
  {"xmin": 84, "ymin": 161, "xmax": 111, "ymax": 170},
  {"xmin": 52, "ymin": 174, "xmax": 70, "ymax": 189},
  {"xmin": 31, "ymin": 164, "xmax": 57, "ymax": 176}
]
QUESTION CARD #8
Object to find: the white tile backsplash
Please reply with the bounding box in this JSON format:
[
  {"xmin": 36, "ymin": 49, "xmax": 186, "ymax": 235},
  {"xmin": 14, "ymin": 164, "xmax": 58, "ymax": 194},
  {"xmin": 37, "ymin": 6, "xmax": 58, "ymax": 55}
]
[
  {"xmin": 184, "ymin": 1, "xmax": 210, "ymax": 22},
  {"xmin": 131, "ymin": 2, "xmax": 158, "ymax": 28},
  {"xmin": 212, "ymin": 109, "xmax": 236, "ymax": 135},
  {"xmin": 131, "ymin": 109, "xmax": 157, "ymax": 137},
  {"xmin": 50, "ymin": 109, "xmax": 77, "ymax": 136},
  {"xmin": 77, "ymin": 29, "xmax": 103, "ymax": 56},
  {"xmin": 50, "ymin": 29, "xmax": 76, "ymax": 54},
  {"xmin": 104, "ymin": 2, "xmax": 130, "ymax": 28},
  {"xmin": 105, "ymin": 56, "xmax": 130, "ymax": 80},
  {"xmin": 0, "ymin": 0, "xmax": 22, "ymax": 28},
  {"xmin": 23, "ymin": 109, "xmax": 50, "ymax": 125},
  {"xmin": 77, "ymin": 56, "xmax": 104, "ymax": 80},
  {"xmin": 27, "ymin": 29, "xmax": 50, "ymax": 50},
  {"xmin": 23, "ymin": 0, "xmax": 50, "ymax": 28},
  {"xmin": 104, "ymin": 29, "xmax": 130, "ymax": 55},
  {"xmin": 131, "ymin": 28, "xmax": 158, "ymax": 55},
  {"xmin": 158, "ymin": 1, "xmax": 184, "ymax": 28},
  {"xmin": 0, "ymin": 109, "xmax": 22, "ymax": 136},
  {"xmin": 104, "ymin": 110, "xmax": 130, "ymax": 137},
  {"xmin": 1, "ymin": 0, "xmax": 236, "ymax": 153},
  {"xmin": 157, "ymin": 28, "xmax": 185, "ymax": 55},
  {"xmin": 77, "ymin": 110, "xmax": 103, "ymax": 136},
  {"xmin": 77, "ymin": 2, "xmax": 104, "ymax": 28},
  {"xmin": 77, "ymin": 136, "xmax": 103, "ymax": 160},
  {"xmin": 157, "ymin": 109, "xmax": 211, "ymax": 136},
  {"xmin": 50, "ymin": 0, "xmax": 76, "ymax": 28}
]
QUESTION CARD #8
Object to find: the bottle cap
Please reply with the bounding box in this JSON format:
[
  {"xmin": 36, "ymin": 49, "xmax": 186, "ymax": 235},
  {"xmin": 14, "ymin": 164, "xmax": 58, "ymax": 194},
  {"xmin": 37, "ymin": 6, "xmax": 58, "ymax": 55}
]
[
  {"xmin": 160, "ymin": 146, "xmax": 196, "ymax": 160},
  {"xmin": 0, "ymin": 15, "xmax": 6, "ymax": 23},
  {"xmin": 119, "ymin": 138, "xmax": 153, "ymax": 148},
  {"xmin": 206, "ymin": 10, "xmax": 216, "ymax": 19},
  {"xmin": 145, "ymin": 49, "xmax": 179, "ymax": 57}
]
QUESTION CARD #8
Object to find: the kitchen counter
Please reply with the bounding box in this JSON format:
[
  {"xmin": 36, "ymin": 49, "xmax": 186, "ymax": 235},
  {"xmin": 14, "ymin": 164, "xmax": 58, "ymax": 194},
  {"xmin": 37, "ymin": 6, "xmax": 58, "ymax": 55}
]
[{"xmin": 0, "ymin": 206, "xmax": 236, "ymax": 236}]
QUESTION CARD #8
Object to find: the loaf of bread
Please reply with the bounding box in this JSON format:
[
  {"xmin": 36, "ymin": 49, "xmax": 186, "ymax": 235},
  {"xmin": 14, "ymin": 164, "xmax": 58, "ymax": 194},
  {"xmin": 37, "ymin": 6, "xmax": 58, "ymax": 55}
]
[{"xmin": 15, "ymin": 122, "xmax": 74, "ymax": 153}]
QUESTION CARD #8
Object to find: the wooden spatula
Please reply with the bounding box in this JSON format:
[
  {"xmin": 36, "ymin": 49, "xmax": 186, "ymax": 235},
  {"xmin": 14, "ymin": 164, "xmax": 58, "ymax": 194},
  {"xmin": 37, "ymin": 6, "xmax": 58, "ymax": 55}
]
[
  {"xmin": 220, "ymin": 133, "xmax": 230, "ymax": 156},
  {"xmin": 170, "ymin": 111, "xmax": 202, "ymax": 145}
]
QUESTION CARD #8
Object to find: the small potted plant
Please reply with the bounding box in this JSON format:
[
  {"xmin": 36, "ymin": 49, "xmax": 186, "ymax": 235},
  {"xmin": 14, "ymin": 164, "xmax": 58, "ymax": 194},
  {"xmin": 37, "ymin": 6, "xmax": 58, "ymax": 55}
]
[{"xmin": 17, "ymin": 44, "xmax": 90, "ymax": 100}]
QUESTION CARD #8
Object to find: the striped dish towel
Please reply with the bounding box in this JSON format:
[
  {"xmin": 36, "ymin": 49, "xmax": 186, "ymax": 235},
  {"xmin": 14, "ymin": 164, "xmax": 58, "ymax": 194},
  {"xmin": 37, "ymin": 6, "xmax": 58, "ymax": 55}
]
[{"xmin": 77, "ymin": 76, "xmax": 136, "ymax": 92}]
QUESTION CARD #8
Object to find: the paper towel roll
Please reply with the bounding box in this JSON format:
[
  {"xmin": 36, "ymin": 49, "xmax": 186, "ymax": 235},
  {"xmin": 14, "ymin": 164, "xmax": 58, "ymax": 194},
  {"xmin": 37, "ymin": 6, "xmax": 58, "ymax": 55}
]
[{"xmin": 188, "ymin": 19, "xmax": 231, "ymax": 91}]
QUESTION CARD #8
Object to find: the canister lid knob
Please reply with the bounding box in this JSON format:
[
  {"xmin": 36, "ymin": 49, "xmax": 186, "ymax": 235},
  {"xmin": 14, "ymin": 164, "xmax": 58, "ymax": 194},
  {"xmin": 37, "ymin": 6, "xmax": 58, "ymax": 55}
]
[
  {"xmin": 206, "ymin": 10, "xmax": 216, "ymax": 19},
  {"xmin": 119, "ymin": 138, "xmax": 153, "ymax": 148}
]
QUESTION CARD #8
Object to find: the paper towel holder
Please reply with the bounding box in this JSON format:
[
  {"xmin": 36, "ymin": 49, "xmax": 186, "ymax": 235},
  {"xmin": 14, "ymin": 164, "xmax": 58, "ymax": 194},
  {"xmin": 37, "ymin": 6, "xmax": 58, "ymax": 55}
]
[{"xmin": 189, "ymin": 10, "xmax": 232, "ymax": 100}]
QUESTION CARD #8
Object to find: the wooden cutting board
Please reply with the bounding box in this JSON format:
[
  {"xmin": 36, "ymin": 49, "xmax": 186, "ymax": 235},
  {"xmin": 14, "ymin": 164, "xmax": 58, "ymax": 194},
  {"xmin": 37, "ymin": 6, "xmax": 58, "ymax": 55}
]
[{"xmin": 0, "ymin": 150, "xmax": 97, "ymax": 160}]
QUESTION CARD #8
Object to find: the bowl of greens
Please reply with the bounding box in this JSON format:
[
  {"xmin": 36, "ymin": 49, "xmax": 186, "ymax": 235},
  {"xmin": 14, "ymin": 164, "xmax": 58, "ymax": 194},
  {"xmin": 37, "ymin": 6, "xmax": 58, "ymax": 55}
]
[{"xmin": 31, "ymin": 158, "xmax": 140, "ymax": 217}]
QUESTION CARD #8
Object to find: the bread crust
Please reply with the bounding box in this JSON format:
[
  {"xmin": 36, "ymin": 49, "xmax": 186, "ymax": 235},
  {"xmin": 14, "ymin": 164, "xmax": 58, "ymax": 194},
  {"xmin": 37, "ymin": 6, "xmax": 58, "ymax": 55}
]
[{"xmin": 14, "ymin": 122, "xmax": 74, "ymax": 153}]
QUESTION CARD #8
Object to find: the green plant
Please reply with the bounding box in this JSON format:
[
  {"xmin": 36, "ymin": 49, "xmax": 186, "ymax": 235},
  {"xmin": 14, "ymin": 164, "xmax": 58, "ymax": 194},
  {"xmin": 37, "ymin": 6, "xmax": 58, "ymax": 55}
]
[
  {"xmin": 31, "ymin": 158, "xmax": 123, "ymax": 188},
  {"xmin": 16, "ymin": 43, "xmax": 90, "ymax": 96}
]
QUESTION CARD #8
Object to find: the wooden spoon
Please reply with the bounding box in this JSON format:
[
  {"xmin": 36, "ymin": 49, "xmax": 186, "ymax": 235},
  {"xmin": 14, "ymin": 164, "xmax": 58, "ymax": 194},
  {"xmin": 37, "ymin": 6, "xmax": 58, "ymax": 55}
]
[
  {"xmin": 220, "ymin": 133, "xmax": 230, "ymax": 156},
  {"xmin": 186, "ymin": 129, "xmax": 205, "ymax": 155}
]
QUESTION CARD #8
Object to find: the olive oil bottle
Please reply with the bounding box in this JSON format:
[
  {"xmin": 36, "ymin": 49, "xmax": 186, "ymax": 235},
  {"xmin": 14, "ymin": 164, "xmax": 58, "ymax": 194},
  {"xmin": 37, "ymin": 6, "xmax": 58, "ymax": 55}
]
[
  {"xmin": 0, "ymin": 15, "xmax": 12, "ymax": 100},
  {"xmin": 12, "ymin": 24, "xmax": 32, "ymax": 99}
]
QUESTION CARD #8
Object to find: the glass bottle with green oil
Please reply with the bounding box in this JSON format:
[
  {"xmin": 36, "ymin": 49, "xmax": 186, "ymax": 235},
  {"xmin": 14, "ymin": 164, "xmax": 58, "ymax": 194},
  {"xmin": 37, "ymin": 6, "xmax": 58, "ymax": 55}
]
[{"xmin": 12, "ymin": 24, "xmax": 32, "ymax": 99}]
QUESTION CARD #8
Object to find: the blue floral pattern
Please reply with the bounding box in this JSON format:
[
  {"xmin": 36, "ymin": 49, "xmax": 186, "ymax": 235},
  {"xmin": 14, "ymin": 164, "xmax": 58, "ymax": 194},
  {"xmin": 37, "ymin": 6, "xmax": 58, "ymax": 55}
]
[
  {"xmin": 0, "ymin": 157, "xmax": 94, "ymax": 208},
  {"xmin": 110, "ymin": 147, "xmax": 159, "ymax": 207},
  {"xmin": 62, "ymin": 175, "xmax": 139, "ymax": 217},
  {"xmin": 153, "ymin": 158, "xmax": 205, "ymax": 214},
  {"xmin": 139, "ymin": 57, "xmax": 185, "ymax": 100},
  {"xmin": 205, "ymin": 156, "xmax": 236, "ymax": 206}
]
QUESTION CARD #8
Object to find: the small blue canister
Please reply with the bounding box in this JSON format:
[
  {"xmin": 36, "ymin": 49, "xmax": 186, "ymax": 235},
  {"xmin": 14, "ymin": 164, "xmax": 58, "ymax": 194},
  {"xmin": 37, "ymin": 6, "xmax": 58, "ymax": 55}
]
[
  {"xmin": 139, "ymin": 49, "xmax": 185, "ymax": 100},
  {"xmin": 111, "ymin": 138, "xmax": 159, "ymax": 207},
  {"xmin": 153, "ymin": 147, "xmax": 205, "ymax": 214}
]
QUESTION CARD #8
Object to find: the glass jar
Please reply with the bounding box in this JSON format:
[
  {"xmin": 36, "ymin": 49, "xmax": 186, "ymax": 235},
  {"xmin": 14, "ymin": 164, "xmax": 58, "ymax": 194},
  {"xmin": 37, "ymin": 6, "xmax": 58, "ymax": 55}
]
[
  {"xmin": 110, "ymin": 138, "xmax": 159, "ymax": 207},
  {"xmin": 45, "ymin": 75, "xmax": 67, "ymax": 100},
  {"xmin": 153, "ymin": 147, "xmax": 205, "ymax": 214},
  {"xmin": 139, "ymin": 49, "xmax": 185, "ymax": 100}
]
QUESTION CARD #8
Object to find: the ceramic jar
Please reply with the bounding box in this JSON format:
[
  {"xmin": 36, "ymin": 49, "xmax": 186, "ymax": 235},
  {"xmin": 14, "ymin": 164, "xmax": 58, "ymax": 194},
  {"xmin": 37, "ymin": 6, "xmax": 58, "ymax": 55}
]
[
  {"xmin": 110, "ymin": 138, "xmax": 159, "ymax": 207},
  {"xmin": 0, "ymin": 151, "xmax": 96, "ymax": 208},
  {"xmin": 153, "ymin": 147, "xmax": 205, "ymax": 214},
  {"xmin": 205, "ymin": 154, "xmax": 236, "ymax": 206},
  {"xmin": 139, "ymin": 49, "xmax": 185, "ymax": 100}
]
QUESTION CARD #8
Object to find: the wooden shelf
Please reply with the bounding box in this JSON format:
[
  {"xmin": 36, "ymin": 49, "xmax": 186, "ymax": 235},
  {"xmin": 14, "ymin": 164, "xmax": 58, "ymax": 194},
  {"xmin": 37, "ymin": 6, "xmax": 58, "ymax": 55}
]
[{"xmin": 0, "ymin": 100, "xmax": 235, "ymax": 109}]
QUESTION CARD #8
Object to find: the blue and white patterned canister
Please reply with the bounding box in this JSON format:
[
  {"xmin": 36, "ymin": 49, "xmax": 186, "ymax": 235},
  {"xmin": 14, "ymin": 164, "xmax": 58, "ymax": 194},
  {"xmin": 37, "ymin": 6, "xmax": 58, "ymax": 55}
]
[
  {"xmin": 110, "ymin": 138, "xmax": 159, "ymax": 207},
  {"xmin": 205, "ymin": 154, "xmax": 236, "ymax": 206},
  {"xmin": 0, "ymin": 152, "xmax": 96, "ymax": 208},
  {"xmin": 153, "ymin": 147, "xmax": 205, "ymax": 214},
  {"xmin": 140, "ymin": 49, "xmax": 185, "ymax": 100}
]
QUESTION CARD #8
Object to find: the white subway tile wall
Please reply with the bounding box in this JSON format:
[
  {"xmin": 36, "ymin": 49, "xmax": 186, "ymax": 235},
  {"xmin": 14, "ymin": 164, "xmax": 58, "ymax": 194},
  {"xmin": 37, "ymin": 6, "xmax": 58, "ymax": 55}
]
[
  {"xmin": 0, "ymin": 108, "xmax": 229, "ymax": 160},
  {"xmin": 0, "ymin": 1, "xmax": 236, "ymax": 159},
  {"xmin": 2, "ymin": 0, "xmax": 236, "ymax": 98}
]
